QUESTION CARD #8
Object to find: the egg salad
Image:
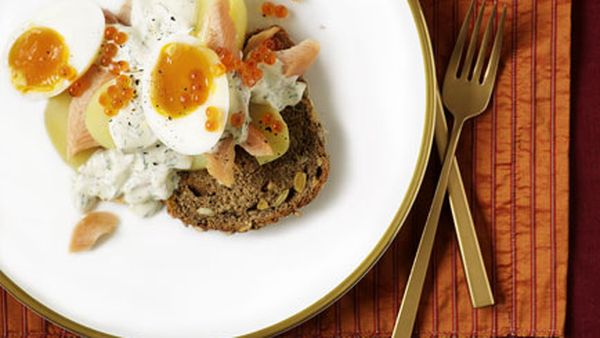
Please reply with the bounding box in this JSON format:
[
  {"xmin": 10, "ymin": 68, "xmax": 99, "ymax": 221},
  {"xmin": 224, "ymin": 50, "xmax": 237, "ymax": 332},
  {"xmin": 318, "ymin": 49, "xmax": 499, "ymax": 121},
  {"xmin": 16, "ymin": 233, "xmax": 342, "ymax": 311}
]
[{"xmin": 5, "ymin": 0, "xmax": 319, "ymax": 218}]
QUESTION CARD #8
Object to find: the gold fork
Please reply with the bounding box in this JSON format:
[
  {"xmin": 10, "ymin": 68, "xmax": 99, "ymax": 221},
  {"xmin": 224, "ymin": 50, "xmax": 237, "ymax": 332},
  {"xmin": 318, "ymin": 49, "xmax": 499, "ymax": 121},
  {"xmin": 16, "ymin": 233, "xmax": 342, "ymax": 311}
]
[
  {"xmin": 434, "ymin": 0, "xmax": 495, "ymax": 309},
  {"xmin": 392, "ymin": 2, "xmax": 506, "ymax": 337}
]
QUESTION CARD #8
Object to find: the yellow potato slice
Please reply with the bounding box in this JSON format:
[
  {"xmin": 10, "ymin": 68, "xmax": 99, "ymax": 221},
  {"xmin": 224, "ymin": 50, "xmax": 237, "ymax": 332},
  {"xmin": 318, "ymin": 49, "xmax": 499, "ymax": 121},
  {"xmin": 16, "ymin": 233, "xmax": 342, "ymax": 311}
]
[
  {"xmin": 45, "ymin": 93, "xmax": 97, "ymax": 169},
  {"xmin": 250, "ymin": 103, "xmax": 290, "ymax": 165},
  {"xmin": 196, "ymin": 0, "xmax": 248, "ymax": 50},
  {"xmin": 190, "ymin": 155, "xmax": 208, "ymax": 170},
  {"xmin": 85, "ymin": 79, "xmax": 116, "ymax": 149}
]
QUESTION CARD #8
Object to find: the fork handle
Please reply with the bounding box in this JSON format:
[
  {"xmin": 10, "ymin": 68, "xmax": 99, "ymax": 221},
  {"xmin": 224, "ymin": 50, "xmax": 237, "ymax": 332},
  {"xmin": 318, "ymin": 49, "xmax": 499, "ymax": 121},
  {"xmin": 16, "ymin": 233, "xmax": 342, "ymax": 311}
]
[
  {"xmin": 392, "ymin": 118, "xmax": 466, "ymax": 338},
  {"xmin": 434, "ymin": 92, "xmax": 494, "ymax": 308}
]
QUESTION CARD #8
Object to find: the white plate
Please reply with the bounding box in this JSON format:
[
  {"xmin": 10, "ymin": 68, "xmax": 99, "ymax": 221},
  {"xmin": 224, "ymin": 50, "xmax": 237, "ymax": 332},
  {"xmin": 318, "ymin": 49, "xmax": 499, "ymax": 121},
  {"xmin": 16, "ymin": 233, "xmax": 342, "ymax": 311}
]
[{"xmin": 0, "ymin": 0, "xmax": 434, "ymax": 336}]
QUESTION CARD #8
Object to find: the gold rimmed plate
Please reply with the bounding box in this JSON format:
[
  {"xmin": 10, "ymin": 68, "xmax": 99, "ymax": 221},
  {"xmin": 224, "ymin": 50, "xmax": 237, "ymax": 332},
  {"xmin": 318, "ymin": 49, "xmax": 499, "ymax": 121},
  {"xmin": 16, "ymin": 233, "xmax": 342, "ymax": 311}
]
[{"xmin": 0, "ymin": 0, "xmax": 435, "ymax": 336}]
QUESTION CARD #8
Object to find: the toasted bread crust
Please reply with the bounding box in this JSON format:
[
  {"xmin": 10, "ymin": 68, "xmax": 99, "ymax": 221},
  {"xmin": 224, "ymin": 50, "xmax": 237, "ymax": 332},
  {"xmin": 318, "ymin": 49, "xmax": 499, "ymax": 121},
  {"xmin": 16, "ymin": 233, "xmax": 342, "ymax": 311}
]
[{"xmin": 165, "ymin": 27, "xmax": 329, "ymax": 232}]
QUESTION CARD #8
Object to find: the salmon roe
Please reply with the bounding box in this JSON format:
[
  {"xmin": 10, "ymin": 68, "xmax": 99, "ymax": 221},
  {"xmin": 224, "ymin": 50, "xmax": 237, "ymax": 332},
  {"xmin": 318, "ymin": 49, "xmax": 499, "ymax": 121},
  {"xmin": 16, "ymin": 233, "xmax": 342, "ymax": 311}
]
[
  {"xmin": 271, "ymin": 120, "xmax": 284, "ymax": 133},
  {"xmin": 205, "ymin": 106, "xmax": 222, "ymax": 132},
  {"xmin": 215, "ymin": 37, "xmax": 277, "ymax": 87},
  {"xmin": 69, "ymin": 27, "xmax": 131, "ymax": 98},
  {"xmin": 273, "ymin": 5, "xmax": 288, "ymax": 18},
  {"xmin": 98, "ymin": 26, "xmax": 129, "ymax": 77},
  {"xmin": 115, "ymin": 32, "xmax": 128, "ymax": 45},
  {"xmin": 103, "ymin": 43, "xmax": 118, "ymax": 58},
  {"xmin": 104, "ymin": 26, "xmax": 118, "ymax": 40},
  {"xmin": 98, "ymin": 75, "xmax": 135, "ymax": 117},
  {"xmin": 261, "ymin": 2, "xmax": 275, "ymax": 16},
  {"xmin": 230, "ymin": 112, "xmax": 245, "ymax": 128},
  {"xmin": 261, "ymin": 112, "xmax": 273, "ymax": 125},
  {"xmin": 260, "ymin": 112, "xmax": 284, "ymax": 133},
  {"xmin": 68, "ymin": 65, "xmax": 99, "ymax": 97},
  {"xmin": 262, "ymin": 2, "xmax": 288, "ymax": 18}
]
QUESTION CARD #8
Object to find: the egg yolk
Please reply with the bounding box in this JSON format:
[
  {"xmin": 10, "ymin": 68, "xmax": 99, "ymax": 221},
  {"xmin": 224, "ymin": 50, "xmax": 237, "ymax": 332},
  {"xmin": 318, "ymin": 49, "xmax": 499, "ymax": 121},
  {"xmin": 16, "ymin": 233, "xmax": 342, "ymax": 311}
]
[
  {"xmin": 151, "ymin": 43, "xmax": 214, "ymax": 119},
  {"xmin": 8, "ymin": 27, "xmax": 76, "ymax": 93}
]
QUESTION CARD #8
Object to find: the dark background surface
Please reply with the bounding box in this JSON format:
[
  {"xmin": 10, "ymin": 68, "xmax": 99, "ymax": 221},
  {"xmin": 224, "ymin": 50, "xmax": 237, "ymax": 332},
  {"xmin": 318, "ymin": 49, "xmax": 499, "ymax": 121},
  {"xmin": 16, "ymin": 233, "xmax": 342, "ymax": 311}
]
[{"xmin": 567, "ymin": 0, "xmax": 600, "ymax": 337}]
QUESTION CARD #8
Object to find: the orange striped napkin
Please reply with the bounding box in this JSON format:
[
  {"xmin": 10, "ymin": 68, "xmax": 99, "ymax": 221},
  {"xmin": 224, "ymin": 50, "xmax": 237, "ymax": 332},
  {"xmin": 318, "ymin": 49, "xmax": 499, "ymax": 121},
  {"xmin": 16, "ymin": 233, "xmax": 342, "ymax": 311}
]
[{"xmin": 0, "ymin": 0, "xmax": 571, "ymax": 337}]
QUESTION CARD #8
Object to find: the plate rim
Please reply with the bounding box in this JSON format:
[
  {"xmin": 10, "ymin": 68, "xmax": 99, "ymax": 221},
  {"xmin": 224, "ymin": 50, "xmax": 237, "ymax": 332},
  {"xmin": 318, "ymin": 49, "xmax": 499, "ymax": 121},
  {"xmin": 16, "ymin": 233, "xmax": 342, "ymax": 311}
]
[{"xmin": 0, "ymin": 0, "xmax": 436, "ymax": 336}]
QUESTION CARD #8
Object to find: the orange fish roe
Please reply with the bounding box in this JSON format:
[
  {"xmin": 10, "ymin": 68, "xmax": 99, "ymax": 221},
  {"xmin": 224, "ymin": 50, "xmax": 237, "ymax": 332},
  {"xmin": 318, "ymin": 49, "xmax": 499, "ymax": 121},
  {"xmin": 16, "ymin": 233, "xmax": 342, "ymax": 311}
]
[
  {"xmin": 260, "ymin": 113, "xmax": 283, "ymax": 132},
  {"xmin": 109, "ymin": 63, "xmax": 121, "ymax": 75},
  {"xmin": 205, "ymin": 107, "xmax": 222, "ymax": 132},
  {"xmin": 230, "ymin": 112, "xmax": 245, "ymax": 128},
  {"xmin": 249, "ymin": 42, "xmax": 277, "ymax": 65},
  {"xmin": 117, "ymin": 60, "xmax": 130, "ymax": 72},
  {"xmin": 271, "ymin": 120, "xmax": 284, "ymax": 133},
  {"xmin": 68, "ymin": 65, "xmax": 99, "ymax": 97},
  {"xmin": 261, "ymin": 112, "xmax": 274, "ymax": 125},
  {"xmin": 103, "ymin": 43, "xmax": 118, "ymax": 58},
  {"xmin": 97, "ymin": 27, "xmax": 130, "ymax": 78},
  {"xmin": 114, "ymin": 31, "xmax": 128, "ymax": 45},
  {"xmin": 261, "ymin": 2, "xmax": 288, "ymax": 19},
  {"xmin": 104, "ymin": 26, "xmax": 117, "ymax": 40},
  {"xmin": 98, "ymin": 74, "xmax": 135, "ymax": 117},
  {"xmin": 261, "ymin": 1, "xmax": 275, "ymax": 16},
  {"xmin": 273, "ymin": 5, "xmax": 288, "ymax": 18},
  {"xmin": 215, "ymin": 38, "xmax": 278, "ymax": 87}
]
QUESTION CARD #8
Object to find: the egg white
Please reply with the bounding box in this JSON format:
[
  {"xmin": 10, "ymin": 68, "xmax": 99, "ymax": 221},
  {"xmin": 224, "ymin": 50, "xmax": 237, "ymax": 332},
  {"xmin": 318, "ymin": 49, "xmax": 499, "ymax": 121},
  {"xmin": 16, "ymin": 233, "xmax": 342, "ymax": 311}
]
[
  {"xmin": 142, "ymin": 35, "xmax": 230, "ymax": 156},
  {"xmin": 3, "ymin": 0, "xmax": 105, "ymax": 100},
  {"xmin": 130, "ymin": 0, "xmax": 198, "ymax": 46}
]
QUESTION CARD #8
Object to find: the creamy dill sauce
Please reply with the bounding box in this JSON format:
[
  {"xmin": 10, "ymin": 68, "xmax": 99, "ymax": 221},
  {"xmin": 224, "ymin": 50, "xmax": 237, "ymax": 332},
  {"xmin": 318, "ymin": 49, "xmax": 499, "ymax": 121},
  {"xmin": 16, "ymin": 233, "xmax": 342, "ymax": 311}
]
[
  {"xmin": 250, "ymin": 61, "xmax": 306, "ymax": 112},
  {"xmin": 74, "ymin": 143, "xmax": 192, "ymax": 217},
  {"xmin": 226, "ymin": 73, "xmax": 251, "ymax": 143}
]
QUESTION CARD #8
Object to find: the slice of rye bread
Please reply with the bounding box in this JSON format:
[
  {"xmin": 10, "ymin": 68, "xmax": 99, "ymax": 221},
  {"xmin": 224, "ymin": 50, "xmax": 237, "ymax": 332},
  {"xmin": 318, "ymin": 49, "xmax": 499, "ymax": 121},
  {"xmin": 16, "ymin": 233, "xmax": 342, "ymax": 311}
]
[{"xmin": 165, "ymin": 27, "xmax": 329, "ymax": 233}]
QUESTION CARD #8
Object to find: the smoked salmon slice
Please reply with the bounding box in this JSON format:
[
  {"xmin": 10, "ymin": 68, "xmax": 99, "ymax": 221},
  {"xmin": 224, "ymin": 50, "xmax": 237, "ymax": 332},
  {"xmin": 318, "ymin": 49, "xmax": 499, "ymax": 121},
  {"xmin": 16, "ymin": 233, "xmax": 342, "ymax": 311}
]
[
  {"xmin": 67, "ymin": 66, "xmax": 114, "ymax": 159},
  {"xmin": 205, "ymin": 136, "xmax": 236, "ymax": 187},
  {"xmin": 241, "ymin": 124, "xmax": 274, "ymax": 157},
  {"xmin": 117, "ymin": 0, "xmax": 132, "ymax": 26},
  {"xmin": 277, "ymin": 39, "xmax": 320, "ymax": 77},
  {"xmin": 200, "ymin": 0, "xmax": 238, "ymax": 54},
  {"xmin": 103, "ymin": 0, "xmax": 132, "ymax": 26}
]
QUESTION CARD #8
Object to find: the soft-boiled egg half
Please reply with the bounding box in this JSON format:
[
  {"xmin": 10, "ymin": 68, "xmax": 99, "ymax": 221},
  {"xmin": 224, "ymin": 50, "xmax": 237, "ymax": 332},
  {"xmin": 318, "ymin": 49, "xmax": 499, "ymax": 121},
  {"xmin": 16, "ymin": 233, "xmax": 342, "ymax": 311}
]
[
  {"xmin": 143, "ymin": 35, "xmax": 230, "ymax": 155},
  {"xmin": 3, "ymin": 0, "xmax": 104, "ymax": 99}
]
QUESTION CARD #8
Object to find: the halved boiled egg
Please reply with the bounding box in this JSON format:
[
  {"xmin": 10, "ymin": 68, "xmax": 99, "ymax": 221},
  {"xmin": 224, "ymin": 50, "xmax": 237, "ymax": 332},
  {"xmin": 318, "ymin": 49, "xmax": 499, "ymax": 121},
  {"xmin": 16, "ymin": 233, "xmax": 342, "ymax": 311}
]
[
  {"xmin": 143, "ymin": 35, "xmax": 229, "ymax": 155},
  {"xmin": 3, "ymin": 0, "xmax": 105, "ymax": 99}
]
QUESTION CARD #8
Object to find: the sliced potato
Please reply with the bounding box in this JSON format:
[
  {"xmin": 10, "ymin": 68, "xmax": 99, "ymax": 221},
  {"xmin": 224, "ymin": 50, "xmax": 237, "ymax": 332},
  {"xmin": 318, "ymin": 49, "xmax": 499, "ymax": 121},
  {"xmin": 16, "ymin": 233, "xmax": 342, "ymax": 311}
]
[
  {"xmin": 250, "ymin": 103, "xmax": 290, "ymax": 165},
  {"xmin": 228, "ymin": 0, "xmax": 247, "ymax": 49},
  {"xmin": 195, "ymin": 0, "xmax": 248, "ymax": 50},
  {"xmin": 190, "ymin": 155, "xmax": 208, "ymax": 170},
  {"xmin": 45, "ymin": 93, "xmax": 97, "ymax": 169},
  {"xmin": 85, "ymin": 79, "xmax": 116, "ymax": 149}
]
